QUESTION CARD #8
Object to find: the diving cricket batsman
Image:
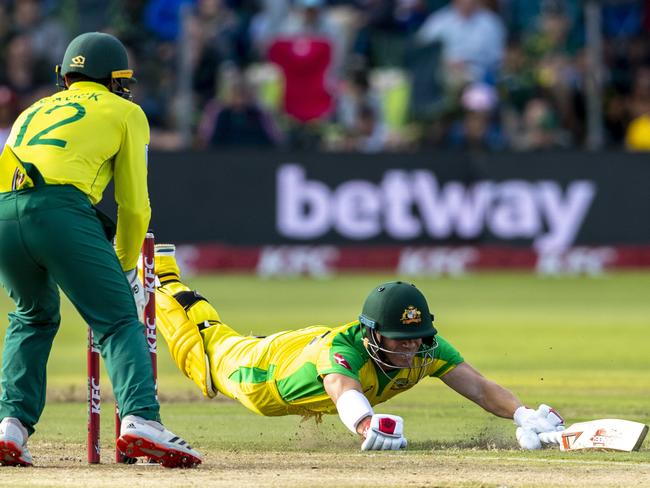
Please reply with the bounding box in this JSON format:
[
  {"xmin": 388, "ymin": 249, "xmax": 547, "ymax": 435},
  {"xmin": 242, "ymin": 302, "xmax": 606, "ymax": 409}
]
[{"xmin": 154, "ymin": 245, "xmax": 564, "ymax": 451}]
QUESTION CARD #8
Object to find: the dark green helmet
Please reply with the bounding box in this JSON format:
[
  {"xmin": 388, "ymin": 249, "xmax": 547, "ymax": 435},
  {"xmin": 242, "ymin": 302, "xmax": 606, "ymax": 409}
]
[
  {"xmin": 359, "ymin": 281, "xmax": 438, "ymax": 381},
  {"xmin": 56, "ymin": 32, "xmax": 135, "ymax": 99},
  {"xmin": 359, "ymin": 281, "xmax": 437, "ymax": 340}
]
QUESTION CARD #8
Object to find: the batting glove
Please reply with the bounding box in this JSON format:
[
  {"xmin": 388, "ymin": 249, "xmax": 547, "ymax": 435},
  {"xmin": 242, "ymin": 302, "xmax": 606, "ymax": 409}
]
[
  {"xmin": 515, "ymin": 427, "xmax": 542, "ymax": 450},
  {"xmin": 514, "ymin": 404, "xmax": 565, "ymax": 433},
  {"xmin": 125, "ymin": 268, "xmax": 146, "ymax": 319},
  {"xmin": 514, "ymin": 404, "xmax": 564, "ymax": 450},
  {"xmin": 361, "ymin": 414, "xmax": 407, "ymax": 451}
]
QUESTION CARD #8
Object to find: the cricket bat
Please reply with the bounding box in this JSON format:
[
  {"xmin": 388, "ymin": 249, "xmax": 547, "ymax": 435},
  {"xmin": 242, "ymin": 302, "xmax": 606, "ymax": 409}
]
[{"xmin": 538, "ymin": 419, "xmax": 648, "ymax": 452}]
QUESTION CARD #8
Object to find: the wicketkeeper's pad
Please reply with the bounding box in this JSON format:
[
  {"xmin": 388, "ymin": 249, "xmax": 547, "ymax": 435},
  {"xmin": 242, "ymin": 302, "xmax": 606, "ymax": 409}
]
[{"xmin": 155, "ymin": 283, "xmax": 218, "ymax": 398}]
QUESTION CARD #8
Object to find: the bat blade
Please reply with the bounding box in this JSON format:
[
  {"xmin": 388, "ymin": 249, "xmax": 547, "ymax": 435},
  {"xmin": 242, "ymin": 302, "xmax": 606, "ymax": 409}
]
[{"xmin": 556, "ymin": 419, "xmax": 648, "ymax": 452}]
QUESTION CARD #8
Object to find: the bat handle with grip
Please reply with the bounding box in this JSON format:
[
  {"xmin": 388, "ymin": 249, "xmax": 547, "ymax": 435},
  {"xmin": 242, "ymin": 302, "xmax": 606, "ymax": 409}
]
[{"xmin": 538, "ymin": 431, "xmax": 562, "ymax": 445}]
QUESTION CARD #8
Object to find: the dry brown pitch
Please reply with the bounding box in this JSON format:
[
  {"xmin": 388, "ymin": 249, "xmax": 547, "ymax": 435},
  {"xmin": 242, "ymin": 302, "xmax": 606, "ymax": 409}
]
[{"xmin": 1, "ymin": 442, "xmax": 649, "ymax": 488}]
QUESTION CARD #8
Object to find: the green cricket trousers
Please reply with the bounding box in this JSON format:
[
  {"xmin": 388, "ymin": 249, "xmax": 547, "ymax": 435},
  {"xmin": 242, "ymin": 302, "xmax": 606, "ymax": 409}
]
[{"xmin": 0, "ymin": 184, "xmax": 159, "ymax": 435}]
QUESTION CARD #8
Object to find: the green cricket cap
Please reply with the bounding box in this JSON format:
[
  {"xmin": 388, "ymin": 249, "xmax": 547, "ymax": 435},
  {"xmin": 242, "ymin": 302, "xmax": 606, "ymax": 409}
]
[{"xmin": 359, "ymin": 281, "xmax": 437, "ymax": 340}]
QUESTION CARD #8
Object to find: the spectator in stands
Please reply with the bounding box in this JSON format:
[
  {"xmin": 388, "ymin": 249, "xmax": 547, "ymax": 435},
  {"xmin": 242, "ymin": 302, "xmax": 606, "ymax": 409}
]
[
  {"xmin": 3, "ymin": 34, "xmax": 52, "ymax": 110},
  {"xmin": 326, "ymin": 66, "xmax": 387, "ymax": 152},
  {"xmin": 144, "ymin": 0, "xmax": 196, "ymax": 41},
  {"xmin": 13, "ymin": 0, "xmax": 68, "ymax": 67},
  {"xmin": 510, "ymin": 97, "xmax": 569, "ymax": 150},
  {"xmin": 412, "ymin": 0, "xmax": 505, "ymax": 149},
  {"xmin": 628, "ymin": 65, "xmax": 650, "ymax": 119},
  {"xmin": 625, "ymin": 112, "xmax": 650, "ymax": 151},
  {"xmin": 267, "ymin": 36, "xmax": 335, "ymax": 148},
  {"xmin": 0, "ymin": 3, "xmax": 13, "ymax": 84},
  {"xmin": 521, "ymin": 0, "xmax": 582, "ymax": 142},
  {"xmin": 250, "ymin": 0, "xmax": 291, "ymax": 56},
  {"xmin": 196, "ymin": 68, "xmax": 282, "ymax": 148},
  {"xmin": 415, "ymin": 0, "xmax": 506, "ymax": 86},
  {"xmin": 350, "ymin": 0, "xmax": 432, "ymax": 68},
  {"xmin": 344, "ymin": 102, "xmax": 388, "ymax": 152},
  {"xmin": 447, "ymin": 82, "xmax": 503, "ymax": 151},
  {"xmin": 279, "ymin": 0, "xmax": 343, "ymax": 46},
  {"xmin": 261, "ymin": 0, "xmax": 346, "ymax": 74},
  {"xmin": 0, "ymin": 0, "xmax": 644, "ymax": 152},
  {"xmin": 603, "ymin": 33, "xmax": 650, "ymax": 145},
  {"xmin": 625, "ymin": 65, "xmax": 650, "ymax": 151},
  {"xmin": 499, "ymin": 40, "xmax": 538, "ymax": 115},
  {"xmin": 194, "ymin": 0, "xmax": 250, "ymax": 69},
  {"xmin": 601, "ymin": 0, "xmax": 645, "ymax": 40},
  {"xmin": 500, "ymin": 0, "xmax": 582, "ymax": 47},
  {"xmin": 187, "ymin": 1, "xmax": 244, "ymax": 107}
]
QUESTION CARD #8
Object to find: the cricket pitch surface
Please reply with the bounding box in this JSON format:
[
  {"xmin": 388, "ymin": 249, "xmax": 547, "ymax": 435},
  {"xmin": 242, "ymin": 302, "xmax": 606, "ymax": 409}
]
[{"xmin": 2, "ymin": 444, "xmax": 649, "ymax": 488}]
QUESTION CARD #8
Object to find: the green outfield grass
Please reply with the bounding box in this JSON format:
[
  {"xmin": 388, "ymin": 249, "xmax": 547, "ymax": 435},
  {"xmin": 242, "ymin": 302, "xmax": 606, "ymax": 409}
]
[{"xmin": 0, "ymin": 272, "xmax": 648, "ymax": 485}]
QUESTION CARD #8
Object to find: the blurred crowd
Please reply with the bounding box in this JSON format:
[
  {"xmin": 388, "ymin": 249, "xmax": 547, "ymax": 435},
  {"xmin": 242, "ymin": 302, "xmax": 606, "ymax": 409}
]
[{"xmin": 1, "ymin": 0, "xmax": 650, "ymax": 152}]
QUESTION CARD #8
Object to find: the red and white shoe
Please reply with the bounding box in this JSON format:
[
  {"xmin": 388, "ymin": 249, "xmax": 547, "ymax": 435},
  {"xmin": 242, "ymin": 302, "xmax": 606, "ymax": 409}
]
[
  {"xmin": 116, "ymin": 415, "xmax": 202, "ymax": 468},
  {"xmin": 0, "ymin": 417, "xmax": 33, "ymax": 467}
]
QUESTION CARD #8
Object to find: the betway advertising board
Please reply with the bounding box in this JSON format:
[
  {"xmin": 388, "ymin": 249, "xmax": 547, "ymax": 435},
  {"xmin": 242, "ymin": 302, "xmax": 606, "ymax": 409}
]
[
  {"xmin": 120, "ymin": 150, "xmax": 650, "ymax": 273},
  {"xmin": 276, "ymin": 164, "xmax": 595, "ymax": 252}
]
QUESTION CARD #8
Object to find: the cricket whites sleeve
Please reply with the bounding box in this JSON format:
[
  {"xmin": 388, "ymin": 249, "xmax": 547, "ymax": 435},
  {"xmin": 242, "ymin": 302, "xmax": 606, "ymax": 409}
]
[{"xmin": 113, "ymin": 105, "xmax": 151, "ymax": 271}]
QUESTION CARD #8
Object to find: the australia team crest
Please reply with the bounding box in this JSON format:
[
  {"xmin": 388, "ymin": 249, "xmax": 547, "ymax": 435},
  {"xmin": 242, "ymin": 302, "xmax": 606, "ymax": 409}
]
[{"xmin": 400, "ymin": 306, "xmax": 422, "ymax": 325}]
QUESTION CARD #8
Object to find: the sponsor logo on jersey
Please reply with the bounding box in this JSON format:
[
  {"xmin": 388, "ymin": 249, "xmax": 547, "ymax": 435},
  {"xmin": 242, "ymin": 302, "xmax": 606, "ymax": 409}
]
[
  {"xmin": 70, "ymin": 55, "xmax": 85, "ymax": 68},
  {"xmin": 333, "ymin": 353, "xmax": 351, "ymax": 370},
  {"xmin": 401, "ymin": 306, "xmax": 421, "ymax": 325}
]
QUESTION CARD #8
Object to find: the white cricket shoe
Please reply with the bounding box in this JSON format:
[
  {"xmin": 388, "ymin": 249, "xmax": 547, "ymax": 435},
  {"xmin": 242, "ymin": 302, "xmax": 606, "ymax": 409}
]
[
  {"xmin": 0, "ymin": 417, "xmax": 33, "ymax": 467},
  {"xmin": 116, "ymin": 415, "xmax": 202, "ymax": 468}
]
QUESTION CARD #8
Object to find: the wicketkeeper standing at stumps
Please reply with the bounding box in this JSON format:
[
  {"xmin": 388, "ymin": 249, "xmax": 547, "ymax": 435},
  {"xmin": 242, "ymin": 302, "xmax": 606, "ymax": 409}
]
[{"xmin": 0, "ymin": 32, "xmax": 200, "ymax": 468}]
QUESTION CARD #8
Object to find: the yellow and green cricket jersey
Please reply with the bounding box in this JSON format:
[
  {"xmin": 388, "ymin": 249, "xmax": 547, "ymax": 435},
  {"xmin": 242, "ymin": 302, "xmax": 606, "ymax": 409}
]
[
  {"xmin": 4, "ymin": 81, "xmax": 150, "ymax": 270},
  {"xmin": 203, "ymin": 320, "xmax": 464, "ymax": 418}
]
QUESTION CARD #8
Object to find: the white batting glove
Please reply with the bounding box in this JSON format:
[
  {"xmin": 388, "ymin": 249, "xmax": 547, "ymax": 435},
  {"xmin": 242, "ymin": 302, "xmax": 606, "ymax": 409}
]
[
  {"xmin": 125, "ymin": 268, "xmax": 146, "ymax": 319},
  {"xmin": 516, "ymin": 427, "xmax": 541, "ymax": 450},
  {"xmin": 361, "ymin": 414, "xmax": 408, "ymax": 451},
  {"xmin": 514, "ymin": 404, "xmax": 564, "ymax": 432},
  {"xmin": 514, "ymin": 404, "xmax": 564, "ymax": 450}
]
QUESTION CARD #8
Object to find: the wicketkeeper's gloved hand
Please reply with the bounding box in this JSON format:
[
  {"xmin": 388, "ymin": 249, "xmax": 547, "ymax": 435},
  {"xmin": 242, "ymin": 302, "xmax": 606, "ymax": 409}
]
[
  {"xmin": 125, "ymin": 268, "xmax": 146, "ymax": 319},
  {"xmin": 361, "ymin": 414, "xmax": 408, "ymax": 451},
  {"xmin": 514, "ymin": 404, "xmax": 565, "ymax": 450}
]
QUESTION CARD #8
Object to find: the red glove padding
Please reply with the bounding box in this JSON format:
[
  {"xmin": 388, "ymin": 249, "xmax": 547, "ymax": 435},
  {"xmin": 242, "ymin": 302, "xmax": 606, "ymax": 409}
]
[{"xmin": 361, "ymin": 414, "xmax": 408, "ymax": 451}]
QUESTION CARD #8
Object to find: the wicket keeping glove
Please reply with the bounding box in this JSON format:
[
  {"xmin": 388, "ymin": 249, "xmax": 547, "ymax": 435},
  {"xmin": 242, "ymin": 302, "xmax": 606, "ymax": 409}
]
[
  {"xmin": 514, "ymin": 404, "xmax": 565, "ymax": 450},
  {"xmin": 125, "ymin": 268, "xmax": 146, "ymax": 319},
  {"xmin": 361, "ymin": 414, "xmax": 408, "ymax": 451}
]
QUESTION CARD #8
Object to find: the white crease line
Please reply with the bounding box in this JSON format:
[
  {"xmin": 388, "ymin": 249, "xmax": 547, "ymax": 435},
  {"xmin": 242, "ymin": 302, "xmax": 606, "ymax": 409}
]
[{"xmin": 466, "ymin": 455, "xmax": 650, "ymax": 468}]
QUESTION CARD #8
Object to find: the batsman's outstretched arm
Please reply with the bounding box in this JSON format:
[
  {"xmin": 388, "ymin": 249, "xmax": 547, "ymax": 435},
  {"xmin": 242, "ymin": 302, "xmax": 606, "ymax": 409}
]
[
  {"xmin": 440, "ymin": 362, "xmax": 521, "ymax": 418},
  {"xmin": 323, "ymin": 373, "xmax": 407, "ymax": 451},
  {"xmin": 441, "ymin": 362, "xmax": 565, "ymax": 449}
]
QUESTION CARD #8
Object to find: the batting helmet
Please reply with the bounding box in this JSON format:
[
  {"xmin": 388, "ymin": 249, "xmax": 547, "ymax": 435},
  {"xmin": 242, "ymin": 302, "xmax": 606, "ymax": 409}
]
[
  {"xmin": 359, "ymin": 281, "xmax": 438, "ymax": 378},
  {"xmin": 56, "ymin": 32, "xmax": 135, "ymax": 99},
  {"xmin": 359, "ymin": 281, "xmax": 437, "ymax": 340}
]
